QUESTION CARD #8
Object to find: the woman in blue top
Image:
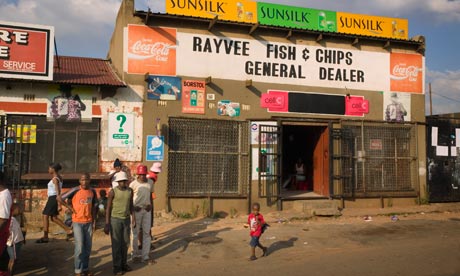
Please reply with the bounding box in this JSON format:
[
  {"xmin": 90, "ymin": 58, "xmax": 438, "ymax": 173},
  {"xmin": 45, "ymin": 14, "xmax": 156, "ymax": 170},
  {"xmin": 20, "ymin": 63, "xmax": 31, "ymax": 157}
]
[{"xmin": 36, "ymin": 162, "xmax": 73, "ymax": 243}]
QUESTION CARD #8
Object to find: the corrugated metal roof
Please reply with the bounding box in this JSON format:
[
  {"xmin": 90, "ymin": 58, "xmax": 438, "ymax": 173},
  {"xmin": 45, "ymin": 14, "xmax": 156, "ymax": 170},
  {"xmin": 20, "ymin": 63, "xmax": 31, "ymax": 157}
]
[{"xmin": 53, "ymin": 56, "xmax": 125, "ymax": 87}]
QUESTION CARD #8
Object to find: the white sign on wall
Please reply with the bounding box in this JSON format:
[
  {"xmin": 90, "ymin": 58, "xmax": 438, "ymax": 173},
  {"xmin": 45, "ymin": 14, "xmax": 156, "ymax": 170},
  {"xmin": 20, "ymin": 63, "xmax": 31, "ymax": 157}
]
[
  {"xmin": 176, "ymin": 32, "xmax": 391, "ymax": 91},
  {"xmin": 108, "ymin": 113, "xmax": 135, "ymax": 148}
]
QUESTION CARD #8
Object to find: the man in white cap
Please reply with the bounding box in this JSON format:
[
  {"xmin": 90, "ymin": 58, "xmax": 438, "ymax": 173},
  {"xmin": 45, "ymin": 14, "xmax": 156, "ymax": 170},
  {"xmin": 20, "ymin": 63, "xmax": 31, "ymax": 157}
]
[{"xmin": 104, "ymin": 171, "xmax": 135, "ymax": 275}]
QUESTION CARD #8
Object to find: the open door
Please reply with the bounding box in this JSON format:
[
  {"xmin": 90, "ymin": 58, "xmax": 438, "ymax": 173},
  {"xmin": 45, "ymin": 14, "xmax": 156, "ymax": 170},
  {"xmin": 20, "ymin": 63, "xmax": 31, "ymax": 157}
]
[
  {"xmin": 313, "ymin": 127, "xmax": 330, "ymax": 196},
  {"xmin": 258, "ymin": 124, "xmax": 281, "ymax": 207}
]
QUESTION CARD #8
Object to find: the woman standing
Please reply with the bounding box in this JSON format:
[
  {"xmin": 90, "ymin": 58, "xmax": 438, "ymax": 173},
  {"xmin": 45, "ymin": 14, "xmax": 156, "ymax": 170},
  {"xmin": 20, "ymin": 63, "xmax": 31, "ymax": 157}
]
[{"xmin": 36, "ymin": 163, "xmax": 72, "ymax": 243}]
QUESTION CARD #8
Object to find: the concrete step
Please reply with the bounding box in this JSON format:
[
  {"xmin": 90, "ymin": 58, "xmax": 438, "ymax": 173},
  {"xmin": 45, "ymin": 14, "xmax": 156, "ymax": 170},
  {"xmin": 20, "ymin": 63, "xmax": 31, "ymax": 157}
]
[{"xmin": 293, "ymin": 200, "xmax": 341, "ymax": 217}]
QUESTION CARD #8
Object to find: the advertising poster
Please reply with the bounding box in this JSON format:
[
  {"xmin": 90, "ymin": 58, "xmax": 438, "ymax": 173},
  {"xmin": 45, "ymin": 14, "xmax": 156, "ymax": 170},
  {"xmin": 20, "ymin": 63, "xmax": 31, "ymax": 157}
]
[
  {"xmin": 47, "ymin": 84, "xmax": 93, "ymax": 122},
  {"xmin": 146, "ymin": 135, "xmax": 164, "ymax": 161},
  {"xmin": 108, "ymin": 113, "xmax": 135, "ymax": 148},
  {"xmin": 7, "ymin": 124, "xmax": 37, "ymax": 144},
  {"xmin": 182, "ymin": 80, "xmax": 206, "ymax": 114},
  {"xmin": 0, "ymin": 21, "xmax": 54, "ymax": 80},
  {"xmin": 390, "ymin": 53, "xmax": 424, "ymax": 94},
  {"xmin": 166, "ymin": 0, "xmax": 257, "ymax": 24},
  {"xmin": 250, "ymin": 121, "xmax": 278, "ymax": 145},
  {"xmin": 218, "ymin": 100, "xmax": 240, "ymax": 117},
  {"xmin": 147, "ymin": 75, "xmax": 182, "ymax": 100},
  {"xmin": 336, "ymin": 12, "xmax": 408, "ymax": 40},
  {"xmin": 257, "ymin": 3, "xmax": 336, "ymax": 32},
  {"xmin": 383, "ymin": 92, "xmax": 411, "ymax": 123},
  {"xmin": 125, "ymin": 25, "xmax": 176, "ymax": 75}
]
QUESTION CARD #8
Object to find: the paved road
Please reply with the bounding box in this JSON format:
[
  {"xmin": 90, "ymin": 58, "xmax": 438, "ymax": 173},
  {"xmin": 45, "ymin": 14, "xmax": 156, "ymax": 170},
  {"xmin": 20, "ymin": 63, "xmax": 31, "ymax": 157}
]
[{"xmin": 15, "ymin": 212, "xmax": 460, "ymax": 276}]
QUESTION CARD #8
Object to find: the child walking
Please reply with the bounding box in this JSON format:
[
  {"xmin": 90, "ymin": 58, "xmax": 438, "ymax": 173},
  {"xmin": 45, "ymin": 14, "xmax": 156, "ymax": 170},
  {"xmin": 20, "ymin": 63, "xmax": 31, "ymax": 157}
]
[
  {"xmin": 104, "ymin": 172, "xmax": 135, "ymax": 276},
  {"xmin": 246, "ymin": 202, "xmax": 268, "ymax": 261}
]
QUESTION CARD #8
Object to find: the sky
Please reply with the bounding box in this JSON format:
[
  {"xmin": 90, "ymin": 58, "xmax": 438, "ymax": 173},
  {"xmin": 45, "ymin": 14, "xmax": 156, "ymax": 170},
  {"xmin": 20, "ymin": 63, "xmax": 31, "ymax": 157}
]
[{"xmin": 1, "ymin": 0, "xmax": 459, "ymax": 115}]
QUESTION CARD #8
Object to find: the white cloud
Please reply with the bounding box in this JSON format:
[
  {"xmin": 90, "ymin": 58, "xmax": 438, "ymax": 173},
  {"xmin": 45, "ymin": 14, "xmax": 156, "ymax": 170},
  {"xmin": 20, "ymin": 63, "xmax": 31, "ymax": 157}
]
[{"xmin": 426, "ymin": 69, "xmax": 460, "ymax": 115}]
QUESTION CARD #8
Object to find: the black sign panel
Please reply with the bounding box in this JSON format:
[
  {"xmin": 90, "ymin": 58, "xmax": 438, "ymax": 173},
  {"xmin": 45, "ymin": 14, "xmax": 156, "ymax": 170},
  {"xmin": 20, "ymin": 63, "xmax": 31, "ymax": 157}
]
[{"xmin": 288, "ymin": 93, "xmax": 345, "ymax": 115}]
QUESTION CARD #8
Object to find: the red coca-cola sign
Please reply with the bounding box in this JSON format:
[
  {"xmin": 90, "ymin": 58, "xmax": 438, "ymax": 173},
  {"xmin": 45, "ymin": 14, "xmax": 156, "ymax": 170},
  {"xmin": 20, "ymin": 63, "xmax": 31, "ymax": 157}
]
[
  {"xmin": 390, "ymin": 53, "xmax": 423, "ymax": 93},
  {"xmin": 127, "ymin": 25, "xmax": 176, "ymax": 75}
]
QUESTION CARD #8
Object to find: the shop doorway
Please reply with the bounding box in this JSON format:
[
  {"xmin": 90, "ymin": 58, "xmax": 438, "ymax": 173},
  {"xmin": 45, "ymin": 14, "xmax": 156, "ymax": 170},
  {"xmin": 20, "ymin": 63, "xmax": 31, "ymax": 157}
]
[{"xmin": 282, "ymin": 124, "xmax": 330, "ymax": 198}]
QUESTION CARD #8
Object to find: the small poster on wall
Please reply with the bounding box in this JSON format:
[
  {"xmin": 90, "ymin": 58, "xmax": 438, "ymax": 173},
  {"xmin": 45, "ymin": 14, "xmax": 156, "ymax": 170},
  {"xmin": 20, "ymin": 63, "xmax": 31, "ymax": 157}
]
[
  {"xmin": 217, "ymin": 100, "xmax": 240, "ymax": 117},
  {"xmin": 108, "ymin": 113, "xmax": 134, "ymax": 148},
  {"xmin": 383, "ymin": 92, "xmax": 411, "ymax": 123},
  {"xmin": 147, "ymin": 75, "xmax": 182, "ymax": 100},
  {"xmin": 182, "ymin": 80, "xmax": 206, "ymax": 114},
  {"xmin": 146, "ymin": 135, "xmax": 164, "ymax": 161}
]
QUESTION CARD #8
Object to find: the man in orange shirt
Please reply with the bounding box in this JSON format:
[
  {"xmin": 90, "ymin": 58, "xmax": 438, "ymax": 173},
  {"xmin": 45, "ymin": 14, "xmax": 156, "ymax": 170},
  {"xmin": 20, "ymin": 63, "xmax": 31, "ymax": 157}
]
[{"xmin": 59, "ymin": 173, "xmax": 98, "ymax": 276}]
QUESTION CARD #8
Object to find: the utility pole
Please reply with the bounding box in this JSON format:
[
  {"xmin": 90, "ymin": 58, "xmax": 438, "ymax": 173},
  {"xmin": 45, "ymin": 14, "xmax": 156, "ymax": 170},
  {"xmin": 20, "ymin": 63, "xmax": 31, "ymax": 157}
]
[{"xmin": 429, "ymin": 82, "xmax": 433, "ymax": 115}]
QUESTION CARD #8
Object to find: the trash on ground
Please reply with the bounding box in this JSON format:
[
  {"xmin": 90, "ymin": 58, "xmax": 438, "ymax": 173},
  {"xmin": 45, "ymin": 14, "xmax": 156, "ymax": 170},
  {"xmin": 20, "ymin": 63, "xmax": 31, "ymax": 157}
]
[
  {"xmin": 391, "ymin": 215, "xmax": 399, "ymax": 222},
  {"xmin": 364, "ymin": 215, "xmax": 372, "ymax": 222},
  {"xmin": 265, "ymin": 236, "xmax": 276, "ymax": 240}
]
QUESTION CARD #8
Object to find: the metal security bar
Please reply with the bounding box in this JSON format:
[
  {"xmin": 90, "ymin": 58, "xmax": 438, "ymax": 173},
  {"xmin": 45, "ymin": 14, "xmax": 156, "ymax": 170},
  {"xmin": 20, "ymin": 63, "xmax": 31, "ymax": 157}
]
[
  {"xmin": 168, "ymin": 118, "xmax": 249, "ymax": 197},
  {"xmin": 258, "ymin": 124, "xmax": 281, "ymax": 206},
  {"xmin": 335, "ymin": 120, "xmax": 418, "ymax": 197}
]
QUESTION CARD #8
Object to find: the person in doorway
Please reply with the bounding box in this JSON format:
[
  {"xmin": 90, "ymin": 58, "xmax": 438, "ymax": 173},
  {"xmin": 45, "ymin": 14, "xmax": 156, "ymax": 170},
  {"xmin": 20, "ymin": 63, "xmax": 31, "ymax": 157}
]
[
  {"xmin": 130, "ymin": 165, "xmax": 155, "ymax": 264},
  {"xmin": 6, "ymin": 204, "xmax": 25, "ymax": 276},
  {"xmin": 58, "ymin": 173, "xmax": 98, "ymax": 276},
  {"xmin": 0, "ymin": 172, "xmax": 12, "ymax": 276},
  {"xmin": 104, "ymin": 171, "xmax": 135, "ymax": 275},
  {"xmin": 385, "ymin": 92, "xmax": 407, "ymax": 123},
  {"xmin": 36, "ymin": 163, "xmax": 73, "ymax": 243},
  {"xmin": 244, "ymin": 202, "xmax": 268, "ymax": 261}
]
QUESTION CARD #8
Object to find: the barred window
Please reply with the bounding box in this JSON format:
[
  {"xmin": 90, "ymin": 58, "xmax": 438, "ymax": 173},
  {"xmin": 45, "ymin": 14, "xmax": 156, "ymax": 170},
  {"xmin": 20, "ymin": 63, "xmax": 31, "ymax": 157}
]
[
  {"xmin": 4, "ymin": 115, "xmax": 100, "ymax": 174},
  {"xmin": 338, "ymin": 122, "xmax": 418, "ymax": 196},
  {"xmin": 168, "ymin": 118, "xmax": 249, "ymax": 196}
]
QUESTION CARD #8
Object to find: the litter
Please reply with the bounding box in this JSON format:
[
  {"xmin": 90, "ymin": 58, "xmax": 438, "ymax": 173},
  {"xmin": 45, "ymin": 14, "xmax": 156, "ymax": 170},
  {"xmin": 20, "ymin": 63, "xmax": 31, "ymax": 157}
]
[
  {"xmin": 364, "ymin": 215, "xmax": 372, "ymax": 222},
  {"xmin": 265, "ymin": 236, "xmax": 276, "ymax": 240},
  {"xmin": 391, "ymin": 215, "xmax": 399, "ymax": 222}
]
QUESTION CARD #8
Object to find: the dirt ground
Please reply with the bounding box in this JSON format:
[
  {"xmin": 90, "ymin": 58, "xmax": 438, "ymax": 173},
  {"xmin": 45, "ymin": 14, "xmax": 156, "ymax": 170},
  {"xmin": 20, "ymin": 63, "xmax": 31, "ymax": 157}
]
[{"xmin": 13, "ymin": 203, "xmax": 460, "ymax": 276}]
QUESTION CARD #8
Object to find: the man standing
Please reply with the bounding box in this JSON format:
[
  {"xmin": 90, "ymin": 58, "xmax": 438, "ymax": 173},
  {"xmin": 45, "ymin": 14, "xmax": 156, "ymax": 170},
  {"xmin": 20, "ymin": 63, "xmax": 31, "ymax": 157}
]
[
  {"xmin": 0, "ymin": 172, "xmax": 12, "ymax": 276},
  {"xmin": 59, "ymin": 173, "xmax": 98, "ymax": 276},
  {"xmin": 130, "ymin": 165, "xmax": 154, "ymax": 264}
]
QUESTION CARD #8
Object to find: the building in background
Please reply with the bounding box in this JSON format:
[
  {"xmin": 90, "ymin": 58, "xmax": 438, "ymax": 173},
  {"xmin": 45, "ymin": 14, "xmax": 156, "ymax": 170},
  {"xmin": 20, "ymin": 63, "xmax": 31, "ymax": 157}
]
[{"xmin": 106, "ymin": 0, "xmax": 427, "ymax": 214}]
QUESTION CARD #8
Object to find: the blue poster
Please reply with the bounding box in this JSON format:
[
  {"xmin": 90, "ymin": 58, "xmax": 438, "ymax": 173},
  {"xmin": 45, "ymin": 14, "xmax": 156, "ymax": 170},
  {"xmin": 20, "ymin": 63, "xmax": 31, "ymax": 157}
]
[
  {"xmin": 146, "ymin": 135, "xmax": 164, "ymax": 161},
  {"xmin": 147, "ymin": 75, "xmax": 182, "ymax": 100}
]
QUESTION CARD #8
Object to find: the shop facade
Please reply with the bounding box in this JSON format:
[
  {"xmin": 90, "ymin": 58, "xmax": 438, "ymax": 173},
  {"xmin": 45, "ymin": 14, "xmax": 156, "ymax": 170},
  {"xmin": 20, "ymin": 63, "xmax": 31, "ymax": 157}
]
[{"xmin": 109, "ymin": 0, "xmax": 427, "ymax": 214}]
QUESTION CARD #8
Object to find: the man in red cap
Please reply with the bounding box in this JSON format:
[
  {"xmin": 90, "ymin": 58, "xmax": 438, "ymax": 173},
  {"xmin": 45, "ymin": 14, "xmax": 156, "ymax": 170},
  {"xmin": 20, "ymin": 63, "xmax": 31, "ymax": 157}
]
[{"xmin": 129, "ymin": 165, "xmax": 155, "ymax": 264}]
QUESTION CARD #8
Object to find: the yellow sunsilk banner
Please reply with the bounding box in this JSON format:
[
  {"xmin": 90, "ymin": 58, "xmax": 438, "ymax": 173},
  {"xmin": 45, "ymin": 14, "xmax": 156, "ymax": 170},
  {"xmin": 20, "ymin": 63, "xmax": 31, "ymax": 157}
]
[
  {"xmin": 166, "ymin": 0, "xmax": 257, "ymax": 23},
  {"xmin": 337, "ymin": 12, "xmax": 408, "ymax": 39}
]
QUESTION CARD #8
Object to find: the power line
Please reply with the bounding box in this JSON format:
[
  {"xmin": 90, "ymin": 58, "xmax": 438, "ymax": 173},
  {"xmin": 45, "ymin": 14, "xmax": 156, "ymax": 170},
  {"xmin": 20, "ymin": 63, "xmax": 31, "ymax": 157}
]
[{"xmin": 431, "ymin": 91, "xmax": 460, "ymax": 104}]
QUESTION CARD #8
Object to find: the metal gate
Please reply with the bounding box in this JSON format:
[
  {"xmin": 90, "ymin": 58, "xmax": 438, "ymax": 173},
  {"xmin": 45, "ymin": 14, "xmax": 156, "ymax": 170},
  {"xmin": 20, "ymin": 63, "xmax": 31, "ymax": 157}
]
[
  {"xmin": 258, "ymin": 124, "xmax": 281, "ymax": 206},
  {"xmin": 0, "ymin": 115, "xmax": 32, "ymax": 197},
  {"xmin": 331, "ymin": 126, "xmax": 355, "ymax": 197},
  {"xmin": 332, "ymin": 120, "xmax": 418, "ymax": 198},
  {"xmin": 427, "ymin": 117, "xmax": 460, "ymax": 202}
]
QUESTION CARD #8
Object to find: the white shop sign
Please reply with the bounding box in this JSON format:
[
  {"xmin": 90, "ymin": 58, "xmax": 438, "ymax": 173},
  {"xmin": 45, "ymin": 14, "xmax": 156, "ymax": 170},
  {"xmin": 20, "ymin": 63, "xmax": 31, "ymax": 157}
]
[{"xmin": 176, "ymin": 32, "xmax": 390, "ymax": 91}]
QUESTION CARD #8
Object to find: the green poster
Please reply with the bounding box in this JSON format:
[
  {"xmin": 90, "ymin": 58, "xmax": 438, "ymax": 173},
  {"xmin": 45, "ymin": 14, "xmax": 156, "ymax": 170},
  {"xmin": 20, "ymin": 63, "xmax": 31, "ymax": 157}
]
[{"xmin": 257, "ymin": 2, "xmax": 336, "ymax": 32}]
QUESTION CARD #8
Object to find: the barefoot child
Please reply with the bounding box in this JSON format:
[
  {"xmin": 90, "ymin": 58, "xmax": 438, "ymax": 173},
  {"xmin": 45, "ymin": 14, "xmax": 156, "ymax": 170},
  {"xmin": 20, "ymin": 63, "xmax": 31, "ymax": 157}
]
[{"xmin": 245, "ymin": 203, "xmax": 268, "ymax": 261}]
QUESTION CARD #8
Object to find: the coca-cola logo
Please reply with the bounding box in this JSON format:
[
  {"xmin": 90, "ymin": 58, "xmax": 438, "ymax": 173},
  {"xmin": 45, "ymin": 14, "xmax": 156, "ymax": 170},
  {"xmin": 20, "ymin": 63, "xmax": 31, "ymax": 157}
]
[
  {"xmin": 129, "ymin": 40, "xmax": 174, "ymax": 61},
  {"xmin": 391, "ymin": 64, "xmax": 422, "ymax": 82}
]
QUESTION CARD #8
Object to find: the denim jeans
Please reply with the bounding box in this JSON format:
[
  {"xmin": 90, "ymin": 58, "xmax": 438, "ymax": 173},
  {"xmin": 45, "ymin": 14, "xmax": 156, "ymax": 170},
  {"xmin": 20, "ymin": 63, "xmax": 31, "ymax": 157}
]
[
  {"xmin": 110, "ymin": 217, "xmax": 131, "ymax": 273},
  {"xmin": 73, "ymin": 222, "xmax": 93, "ymax": 273}
]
